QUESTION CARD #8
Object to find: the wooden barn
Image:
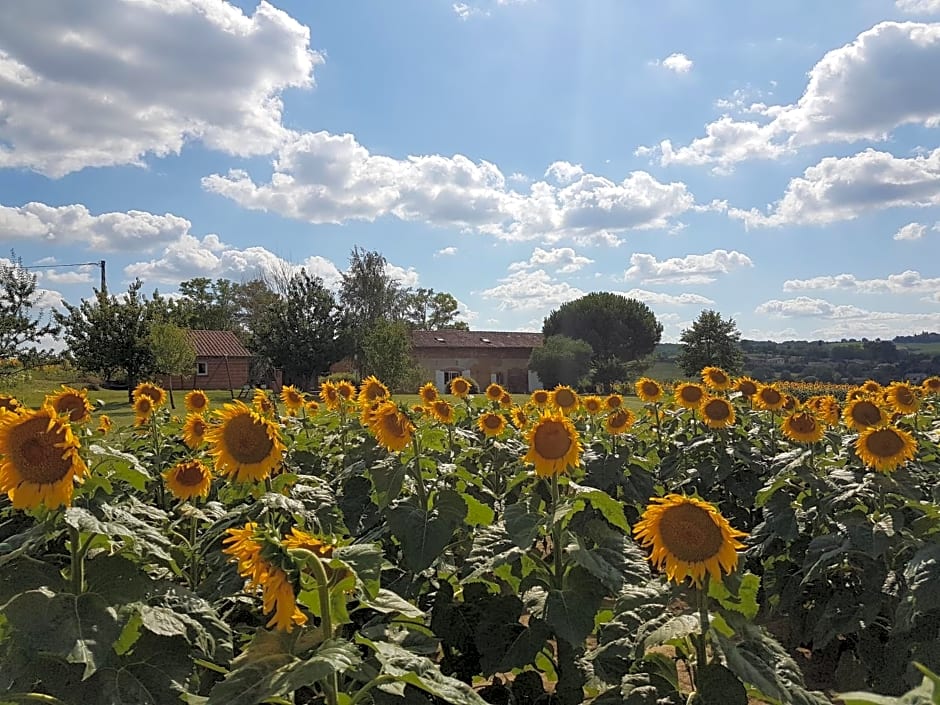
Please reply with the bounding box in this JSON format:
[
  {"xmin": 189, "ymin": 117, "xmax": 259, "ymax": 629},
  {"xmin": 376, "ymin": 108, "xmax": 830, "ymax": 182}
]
[{"xmin": 158, "ymin": 329, "xmax": 253, "ymax": 391}]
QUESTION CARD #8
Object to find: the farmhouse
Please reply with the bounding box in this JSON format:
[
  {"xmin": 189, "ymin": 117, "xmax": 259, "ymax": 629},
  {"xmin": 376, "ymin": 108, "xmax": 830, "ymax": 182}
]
[
  {"xmin": 412, "ymin": 330, "xmax": 544, "ymax": 393},
  {"xmin": 159, "ymin": 329, "xmax": 253, "ymax": 391}
]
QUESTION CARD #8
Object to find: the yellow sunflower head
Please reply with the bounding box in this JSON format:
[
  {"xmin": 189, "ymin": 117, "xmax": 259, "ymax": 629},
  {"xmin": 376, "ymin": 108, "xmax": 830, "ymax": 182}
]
[
  {"xmin": 369, "ymin": 401, "xmax": 414, "ymax": 452},
  {"xmin": 206, "ymin": 401, "xmax": 284, "ymax": 483},
  {"xmin": 499, "ymin": 391, "xmax": 513, "ymax": 408},
  {"xmin": 922, "ymin": 376, "xmax": 940, "ymax": 395},
  {"xmin": 280, "ymin": 385, "xmax": 306, "ymax": 412},
  {"xmin": 252, "ymin": 389, "xmax": 276, "ymax": 416},
  {"xmin": 133, "ymin": 382, "xmax": 167, "ymax": 408},
  {"xmin": 450, "ymin": 376, "xmax": 472, "ymax": 398},
  {"xmin": 885, "ymin": 382, "xmax": 920, "ymax": 415},
  {"xmin": 782, "ymin": 394, "xmax": 797, "ymax": 412},
  {"xmin": 781, "ymin": 410, "xmax": 825, "ymax": 444},
  {"xmin": 335, "ymin": 380, "xmax": 356, "ymax": 400},
  {"xmin": 755, "ymin": 384, "xmax": 785, "ymax": 411},
  {"xmin": 281, "ymin": 526, "xmax": 336, "ymax": 558},
  {"xmin": 605, "ymin": 407, "xmax": 636, "ymax": 435},
  {"xmin": 511, "ymin": 406, "xmax": 529, "ymax": 429},
  {"xmin": 163, "ymin": 459, "xmax": 212, "ymax": 501},
  {"xmin": 96, "ymin": 414, "xmax": 112, "ymax": 434},
  {"xmin": 305, "ymin": 399, "xmax": 320, "ymax": 415},
  {"xmin": 551, "ymin": 385, "xmax": 580, "ymax": 414},
  {"xmin": 734, "ymin": 377, "xmax": 759, "ymax": 398},
  {"xmin": 856, "ymin": 425, "xmax": 917, "ymax": 473},
  {"xmin": 418, "ymin": 382, "xmax": 439, "ymax": 405},
  {"xmin": 478, "ymin": 411, "xmax": 507, "ymax": 437},
  {"xmin": 582, "ymin": 395, "xmax": 604, "ymax": 415},
  {"xmin": 0, "ymin": 407, "xmax": 88, "ymax": 509},
  {"xmin": 634, "ymin": 494, "xmax": 747, "ymax": 587},
  {"xmin": 843, "ymin": 398, "xmax": 887, "ymax": 431},
  {"xmin": 182, "ymin": 412, "xmax": 209, "ymax": 449},
  {"xmin": 635, "ymin": 377, "xmax": 663, "ymax": 403},
  {"xmin": 0, "ymin": 394, "xmax": 20, "ymax": 414},
  {"xmin": 184, "ymin": 389, "xmax": 210, "ymax": 414},
  {"xmin": 674, "ymin": 383, "xmax": 705, "ymax": 410},
  {"xmin": 861, "ymin": 380, "xmax": 883, "ymax": 394},
  {"xmin": 523, "ymin": 413, "xmax": 582, "ymax": 477},
  {"xmin": 359, "ymin": 375, "xmax": 390, "ymax": 405},
  {"xmin": 319, "ymin": 381, "xmax": 341, "ymax": 409},
  {"xmin": 530, "ymin": 389, "xmax": 550, "ymax": 407},
  {"xmin": 485, "ymin": 383, "xmax": 507, "ymax": 403},
  {"xmin": 604, "ymin": 393, "xmax": 624, "ymax": 410},
  {"xmin": 806, "ymin": 395, "xmax": 840, "ymax": 426},
  {"xmin": 134, "ymin": 395, "xmax": 155, "ymax": 425},
  {"xmin": 701, "ymin": 366, "xmax": 732, "ymax": 391},
  {"xmin": 700, "ymin": 396, "xmax": 735, "ymax": 429},
  {"xmin": 261, "ymin": 566, "xmax": 308, "ymax": 632},
  {"xmin": 46, "ymin": 385, "xmax": 93, "ymax": 424},
  {"xmin": 429, "ymin": 399, "xmax": 455, "ymax": 425}
]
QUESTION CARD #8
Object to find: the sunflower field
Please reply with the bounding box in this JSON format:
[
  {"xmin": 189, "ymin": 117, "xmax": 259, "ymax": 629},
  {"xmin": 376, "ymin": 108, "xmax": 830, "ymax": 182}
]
[{"xmin": 1, "ymin": 371, "xmax": 940, "ymax": 705}]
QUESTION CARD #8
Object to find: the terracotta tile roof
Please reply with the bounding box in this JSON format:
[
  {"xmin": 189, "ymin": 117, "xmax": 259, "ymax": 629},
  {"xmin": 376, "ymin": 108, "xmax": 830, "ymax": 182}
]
[
  {"xmin": 412, "ymin": 330, "xmax": 544, "ymax": 350},
  {"xmin": 187, "ymin": 330, "xmax": 252, "ymax": 358}
]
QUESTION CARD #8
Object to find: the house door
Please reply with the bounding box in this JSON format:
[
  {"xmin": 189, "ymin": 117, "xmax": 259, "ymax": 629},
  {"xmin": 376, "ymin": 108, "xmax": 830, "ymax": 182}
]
[{"xmin": 507, "ymin": 368, "xmax": 528, "ymax": 393}]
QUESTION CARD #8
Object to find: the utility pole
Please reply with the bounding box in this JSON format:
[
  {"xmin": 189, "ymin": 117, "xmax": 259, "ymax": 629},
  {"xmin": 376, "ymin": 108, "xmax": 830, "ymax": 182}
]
[{"xmin": 99, "ymin": 259, "xmax": 106, "ymax": 294}]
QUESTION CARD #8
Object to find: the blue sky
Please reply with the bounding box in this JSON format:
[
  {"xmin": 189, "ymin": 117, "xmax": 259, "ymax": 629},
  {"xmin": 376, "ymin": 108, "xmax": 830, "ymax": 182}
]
[{"xmin": 2, "ymin": 0, "xmax": 940, "ymax": 343}]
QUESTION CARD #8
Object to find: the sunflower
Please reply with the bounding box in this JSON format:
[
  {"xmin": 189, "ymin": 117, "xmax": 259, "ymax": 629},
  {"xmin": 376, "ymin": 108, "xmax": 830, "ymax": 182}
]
[
  {"xmin": 701, "ymin": 366, "xmax": 732, "ymax": 391},
  {"xmin": 551, "ymin": 385, "xmax": 580, "ymax": 415},
  {"xmin": 782, "ymin": 395, "xmax": 797, "ymax": 412},
  {"xmin": 511, "ymin": 406, "xmax": 529, "ymax": 429},
  {"xmin": 856, "ymin": 425, "xmax": 917, "ymax": 473},
  {"xmin": 845, "ymin": 387, "xmax": 867, "ymax": 403},
  {"xmin": 46, "ymin": 385, "xmax": 92, "ymax": 424},
  {"xmin": 530, "ymin": 389, "xmax": 550, "ymax": 407},
  {"xmin": 843, "ymin": 398, "xmax": 886, "ymax": 431},
  {"xmin": 604, "ymin": 393, "xmax": 624, "ymax": 410},
  {"xmin": 478, "ymin": 412, "xmax": 507, "ymax": 437},
  {"xmin": 781, "ymin": 410, "xmax": 825, "ymax": 444},
  {"xmin": 485, "ymin": 383, "xmax": 507, "ymax": 403},
  {"xmin": 582, "ymin": 395, "xmax": 604, "ymax": 415},
  {"xmin": 134, "ymin": 395, "xmax": 155, "ymax": 425},
  {"xmin": 96, "ymin": 414, "xmax": 112, "ymax": 434},
  {"xmin": 0, "ymin": 407, "xmax": 88, "ymax": 509},
  {"xmin": 634, "ymin": 494, "xmax": 747, "ymax": 587},
  {"xmin": 861, "ymin": 380, "xmax": 883, "ymax": 394},
  {"xmin": 418, "ymin": 382, "xmax": 439, "ymax": 405},
  {"xmin": 635, "ymin": 377, "xmax": 663, "ymax": 403},
  {"xmin": 305, "ymin": 400, "xmax": 320, "ymax": 415},
  {"xmin": 252, "ymin": 389, "xmax": 275, "ymax": 416},
  {"xmin": 700, "ymin": 396, "xmax": 735, "ymax": 429},
  {"xmin": 450, "ymin": 376, "xmax": 472, "ymax": 398},
  {"xmin": 806, "ymin": 395, "xmax": 840, "ymax": 426},
  {"xmin": 605, "ymin": 408, "xmax": 636, "ymax": 435},
  {"xmin": 499, "ymin": 392, "xmax": 513, "ymax": 408},
  {"xmin": 319, "ymin": 381, "xmax": 341, "ymax": 410},
  {"xmin": 523, "ymin": 413, "xmax": 582, "ymax": 477},
  {"xmin": 429, "ymin": 399, "xmax": 455, "ymax": 425},
  {"xmin": 885, "ymin": 382, "xmax": 920, "ymax": 415},
  {"xmin": 184, "ymin": 389, "xmax": 210, "ymax": 414},
  {"xmin": 923, "ymin": 376, "xmax": 940, "ymax": 395},
  {"xmin": 674, "ymin": 383, "xmax": 705, "ymax": 410},
  {"xmin": 222, "ymin": 522, "xmax": 266, "ymax": 583},
  {"xmin": 280, "ymin": 385, "xmax": 306, "ymax": 414},
  {"xmin": 182, "ymin": 413, "xmax": 210, "ymax": 449},
  {"xmin": 281, "ymin": 526, "xmax": 335, "ymax": 558},
  {"xmin": 359, "ymin": 376, "xmax": 390, "ymax": 406},
  {"xmin": 370, "ymin": 402, "xmax": 414, "ymax": 452},
  {"xmin": 335, "ymin": 380, "xmax": 356, "ymax": 401},
  {"xmin": 0, "ymin": 394, "xmax": 20, "ymax": 414},
  {"xmin": 133, "ymin": 382, "xmax": 167, "ymax": 408},
  {"xmin": 755, "ymin": 384, "xmax": 786, "ymax": 411},
  {"xmin": 163, "ymin": 459, "xmax": 212, "ymax": 501},
  {"xmin": 734, "ymin": 377, "xmax": 759, "ymax": 398},
  {"xmin": 206, "ymin": 401, "xmax": 284, "ymax": 483}
]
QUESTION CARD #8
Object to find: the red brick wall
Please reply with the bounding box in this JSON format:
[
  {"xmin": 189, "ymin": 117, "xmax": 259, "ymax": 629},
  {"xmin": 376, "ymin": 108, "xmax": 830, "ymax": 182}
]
[{"xmin": 159, "ymin": 357, "xmax": 251, "ymax": 391}]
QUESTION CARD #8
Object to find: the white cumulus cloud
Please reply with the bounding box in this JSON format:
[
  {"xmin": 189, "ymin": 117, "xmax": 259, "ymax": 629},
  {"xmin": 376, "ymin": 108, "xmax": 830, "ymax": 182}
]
[
  {"xmin": 782, "ymin": 270, "xmax": 940, "ymax": 296},
  {"xmin": 624, "ymin": 249, "xmax": 753, "ymax": 284},
  {"xmin": 659, "ymin": 53, "xmax": 694, "ymax": 74},
  {"xmin": 896, "ymin": 0, "xmax": 940, "ymax": 14},
  {"xmin": 894, "ymin": 222, "xmax": 928, "ymax": 240},
  {"xmin": 508, "ymin": 247, "xmax": 594, "ymax": 274},
  {"xmin": 479, "ymin": 269, "xmax": 585, "ymax": 311}
]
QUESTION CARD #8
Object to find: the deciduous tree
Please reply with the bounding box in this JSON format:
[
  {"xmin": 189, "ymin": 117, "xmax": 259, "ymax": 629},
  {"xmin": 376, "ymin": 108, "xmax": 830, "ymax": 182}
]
[
  {"xmin": 528, "ymin": 335, "xmax": 593, "ymax": 389},
  {"xmin": 149, "ymin": 320, "xmax": 196, "ymax": 408},
  {"xmin": 0, "ymin": 251, "xmax": 59, "ymax": 380},
  {"xmin": 676, "ymin": 309, "xmax": 744, "ymax": 377}
]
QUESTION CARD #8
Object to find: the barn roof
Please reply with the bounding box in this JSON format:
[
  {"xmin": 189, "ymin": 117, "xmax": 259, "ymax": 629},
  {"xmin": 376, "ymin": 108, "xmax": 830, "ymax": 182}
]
[
  {"xmin": 187, "ymin": 330, "xmax": 252, "ymax": 358},
  {"xmin": 412, "ymin": 330, "xmax": 544, "ymax": 350}
]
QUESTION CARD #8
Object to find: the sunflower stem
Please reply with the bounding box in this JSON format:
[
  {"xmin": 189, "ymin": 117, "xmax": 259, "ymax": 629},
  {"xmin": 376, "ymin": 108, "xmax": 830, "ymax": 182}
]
[
  {"xmin": 307, "ymin": 553, "xmax": 338, "ymax": 705},
  {"xmin": 4, "ymin": 693, "xmax": 70, "ymax": 705},
  {"xmin": 411, "ymin": 436, "xmax": 429, "ymax": 511},
  {"xmin": 550, "ymin": 474, "xmax": 564, "ymax": 589},
  {"xmin": 188, "ymin": 512, "xmax": 200, "ymax": 588},
  {"xmin": 68, "ymin": 525, "xmax": 84, "ymax": 595},
  {"xmin": 694, "ymin": 583, "xmax": 710, "ymax": 679},
  {"xmin": 349, "ymin": 675, "xmax": 398, "ymax": 705}
]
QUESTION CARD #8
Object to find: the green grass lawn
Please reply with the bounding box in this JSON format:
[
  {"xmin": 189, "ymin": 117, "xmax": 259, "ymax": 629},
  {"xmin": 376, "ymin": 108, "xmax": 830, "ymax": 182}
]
[{"xmin": 2, "ymin": 367, "xmax": 644, "ymax": 429}]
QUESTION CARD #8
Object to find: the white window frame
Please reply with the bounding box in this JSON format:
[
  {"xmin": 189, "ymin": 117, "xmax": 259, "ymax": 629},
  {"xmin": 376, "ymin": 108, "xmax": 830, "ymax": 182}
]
[{"xmin": 196, "ymin": 361, "xmax": 209, "ymax": 376}]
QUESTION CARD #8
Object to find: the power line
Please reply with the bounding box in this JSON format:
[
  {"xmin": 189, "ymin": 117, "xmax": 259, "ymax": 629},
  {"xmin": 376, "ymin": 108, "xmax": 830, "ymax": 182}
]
[{"xmin": 20, "ymin": 259, "xmax": 107, "ymax": 294}]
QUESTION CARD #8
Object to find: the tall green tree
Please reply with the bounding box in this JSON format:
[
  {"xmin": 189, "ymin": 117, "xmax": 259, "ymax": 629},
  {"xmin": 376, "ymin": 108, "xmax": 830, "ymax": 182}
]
[
  {"xmin": 528, "ymin": 335, "xmax": 592, "ymax": 389},
  {"xmin": 404, "ymin": 288, "xmax": 468, "ymax": 330},
  {"xmin": 149, "ymin": 320, "xmax": 196, "ymax": 408},
  {"xmin": 360, "ymin": 319, "xmax": 420, "ymax": 392},
  {"xmin": 252, "ymin": 270, "xmax": 349, "ymax": 389},
  {"xmin": 173, "ymin": 277, "xmax": 243, "ymax": 331},
  {"xmin": 543, "ymin": 293, "xmax": 662, "ymax": 363},
  {"xmin": 0, "ymin": 251, "xmax": 59, "ymax": 380},
  {"xmin": 676, "ymin": 309, "xmax": 744, "ymax": 377},
  {"xmin": 56, "ymin": 280, "xmax": 159, "ymax": 401}
]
